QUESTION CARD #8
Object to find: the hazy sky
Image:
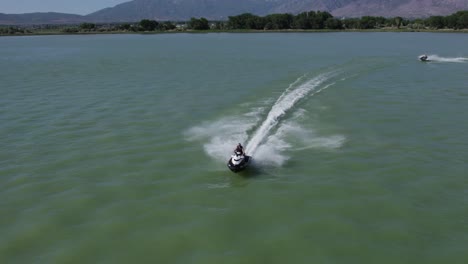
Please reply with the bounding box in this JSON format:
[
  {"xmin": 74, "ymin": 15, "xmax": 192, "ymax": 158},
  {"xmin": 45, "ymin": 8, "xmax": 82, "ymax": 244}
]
[{"xmin": 1, "ymin": 0, "xmax": 129, "ymax": 15}]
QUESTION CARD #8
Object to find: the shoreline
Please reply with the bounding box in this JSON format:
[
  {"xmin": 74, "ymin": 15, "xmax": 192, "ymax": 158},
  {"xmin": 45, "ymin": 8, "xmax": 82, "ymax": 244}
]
[{"xmin": 1, "ymin": 28, "xmax": 468, "ymax": 37}]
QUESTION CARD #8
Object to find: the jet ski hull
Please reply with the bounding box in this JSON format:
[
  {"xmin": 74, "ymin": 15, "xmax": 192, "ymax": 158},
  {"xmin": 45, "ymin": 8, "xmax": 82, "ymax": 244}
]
[
  {"xmin": 419, "ymin": 55, "xmax": 429, "ymax": 62},
  {"xmin": 227, "ymin": 156, "xmax": 251, "ymax": 172}
]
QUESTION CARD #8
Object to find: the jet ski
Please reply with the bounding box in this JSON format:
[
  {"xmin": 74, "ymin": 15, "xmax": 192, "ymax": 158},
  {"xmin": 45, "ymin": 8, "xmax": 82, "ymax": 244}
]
[
  {"xmin": 419, "ymin": 54, "xmax": 429, "ymax": 61},
  {"xmin": 227, "ymin": 151, "xmax": 251, "ymax": 172}
]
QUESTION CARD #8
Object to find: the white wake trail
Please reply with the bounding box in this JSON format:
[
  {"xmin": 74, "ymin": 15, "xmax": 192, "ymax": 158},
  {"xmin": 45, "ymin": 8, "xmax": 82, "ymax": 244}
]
[
  {"xmin": 245, "ymin": 73, "xmax": 333, "ymax": 156},
  {"xmin": 427, "ymin": 55, "xmax": 468, "ymax": 63}
]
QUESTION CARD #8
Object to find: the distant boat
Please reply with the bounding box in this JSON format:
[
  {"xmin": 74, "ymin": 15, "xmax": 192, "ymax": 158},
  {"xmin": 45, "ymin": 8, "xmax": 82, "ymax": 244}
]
[{"xmin": 419, "ymin": 54, "xmax": 429, "ymax": 62}]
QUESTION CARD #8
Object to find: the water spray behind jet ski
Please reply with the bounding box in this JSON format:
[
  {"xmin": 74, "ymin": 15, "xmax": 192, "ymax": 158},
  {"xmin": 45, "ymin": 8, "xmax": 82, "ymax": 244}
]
[{"xmin": 224, "ymin": 72, "xmax": 336, "ymax": 172}]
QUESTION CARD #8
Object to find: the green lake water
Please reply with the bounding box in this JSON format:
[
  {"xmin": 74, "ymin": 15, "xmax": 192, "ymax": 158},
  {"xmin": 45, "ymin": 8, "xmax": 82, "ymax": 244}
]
[{"xmin": 1, "ymin": 32, "xmax": 467, "ymax": 263}]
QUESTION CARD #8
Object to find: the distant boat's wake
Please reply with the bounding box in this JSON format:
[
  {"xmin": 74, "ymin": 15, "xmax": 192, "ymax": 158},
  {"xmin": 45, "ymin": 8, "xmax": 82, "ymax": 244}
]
[
  {"xmin": 185, "ymin": 71, "xmax": 346, "ymax": 167},
  {"xmin": 425, "ymin": 55, "xmax": 468, "ymax": 63}
]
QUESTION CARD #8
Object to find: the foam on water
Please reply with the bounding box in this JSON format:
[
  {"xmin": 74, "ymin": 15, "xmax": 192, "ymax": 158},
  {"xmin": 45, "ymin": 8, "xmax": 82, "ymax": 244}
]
[
  {"xmin": 245, "ymin": 73, "xmax": 334, "ymax": 155},
  {"xmin": 185, "ymin": 107, "xmax": 265, "ymax": 162},
  {"xmin": 426, "ymin": 55, "xmax": 468, "ymax": 63},
  {"xmin": 186, "ymin": 71, "xmax": 346, "ymax": 167},
  {"xmin": 252, "ymin": 116, "xmax": 345, "ymax": 166}
]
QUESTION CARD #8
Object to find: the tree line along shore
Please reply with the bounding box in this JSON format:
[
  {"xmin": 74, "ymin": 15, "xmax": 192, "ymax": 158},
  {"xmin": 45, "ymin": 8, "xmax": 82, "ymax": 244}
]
[{"xmin": 1, "ymin": 10, "xmax": 467, "ymax": 36}]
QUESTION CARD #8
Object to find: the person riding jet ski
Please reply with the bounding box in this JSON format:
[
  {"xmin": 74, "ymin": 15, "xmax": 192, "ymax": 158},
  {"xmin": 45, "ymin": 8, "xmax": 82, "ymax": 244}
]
[
  {"xmin": 227, "ymin": 143, "xmax": 251, "ymax": 172},
  {"xmin": 419, "ymin": 54, "xmax": 429, "ymax": 61},
  {"xmin": 234, "ymin": 143, "xmax": 245, "ymax": 155}
]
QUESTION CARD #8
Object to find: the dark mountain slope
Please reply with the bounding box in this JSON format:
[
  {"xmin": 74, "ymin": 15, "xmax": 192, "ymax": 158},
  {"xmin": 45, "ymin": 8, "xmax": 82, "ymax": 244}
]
[
  {"xmin": 1, "ymin": 0, "xmax": 467, "ymax": 24},
  {"xmin": 86, "ymin": 0, "xmax": 277, "ymax": 22},
  {"xmin": 332, "ymin": 0, "xmax": 468, "ymax": 18},
  {"xmin": 0, "ymin": 12, "xmax": 85, "ymax": 25},
  {"xmin": 86, "ymin": 0, "xmax": 468, "ymax": 21}
]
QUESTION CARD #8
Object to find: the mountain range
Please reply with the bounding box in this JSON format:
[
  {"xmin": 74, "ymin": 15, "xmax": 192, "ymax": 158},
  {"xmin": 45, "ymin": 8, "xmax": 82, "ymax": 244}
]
[{"xmin": 1, "ymin": 0, "xmax": 467, "ymax": 25}]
